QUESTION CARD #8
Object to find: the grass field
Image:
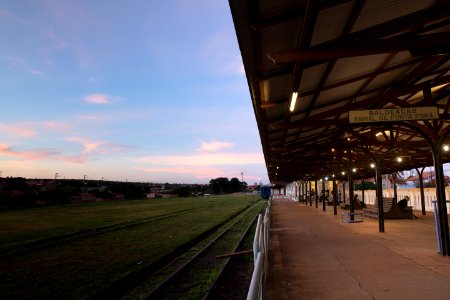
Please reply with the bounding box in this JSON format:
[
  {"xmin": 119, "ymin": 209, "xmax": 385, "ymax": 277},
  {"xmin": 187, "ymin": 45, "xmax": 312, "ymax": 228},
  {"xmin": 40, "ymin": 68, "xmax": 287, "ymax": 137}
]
[{"xmin": 0, "ymin": 194, "xmax": 261, "ymax": 299}]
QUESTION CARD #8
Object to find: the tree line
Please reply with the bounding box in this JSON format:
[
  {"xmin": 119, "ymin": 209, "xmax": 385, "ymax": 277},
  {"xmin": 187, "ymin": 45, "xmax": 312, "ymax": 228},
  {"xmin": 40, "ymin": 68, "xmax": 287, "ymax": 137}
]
[{"xmin": 209, "ymin": 177, "xmax": 247, "ymax": 194}]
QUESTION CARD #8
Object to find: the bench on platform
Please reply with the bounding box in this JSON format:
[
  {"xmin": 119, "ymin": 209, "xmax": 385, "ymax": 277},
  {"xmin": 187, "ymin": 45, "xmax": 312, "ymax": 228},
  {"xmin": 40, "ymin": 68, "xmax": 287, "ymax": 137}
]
[
  {"xmin": 340, "ymin": 197, "xmax": 364, "ymax": 210},
  {"xmin": 341, "ymin": 212, "xmax": 364, "ymax": 223},
  {"xmin": 363, "ymin": 197, "xmax": 414, "ymax": 219}
]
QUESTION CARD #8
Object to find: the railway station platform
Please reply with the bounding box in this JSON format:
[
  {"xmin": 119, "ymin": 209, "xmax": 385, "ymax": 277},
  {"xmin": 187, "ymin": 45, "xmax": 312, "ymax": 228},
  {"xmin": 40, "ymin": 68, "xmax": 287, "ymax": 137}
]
[{"xmin": 266, "ymin": 200, "xmax": 450, "ymax": 300}]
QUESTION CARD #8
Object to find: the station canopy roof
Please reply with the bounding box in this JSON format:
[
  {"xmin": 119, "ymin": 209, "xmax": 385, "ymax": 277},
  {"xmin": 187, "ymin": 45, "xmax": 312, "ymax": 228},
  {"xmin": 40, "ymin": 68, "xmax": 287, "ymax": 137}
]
[{"xmin": 229, "ymin": 0, "xmax": 450, "ymax": 184}]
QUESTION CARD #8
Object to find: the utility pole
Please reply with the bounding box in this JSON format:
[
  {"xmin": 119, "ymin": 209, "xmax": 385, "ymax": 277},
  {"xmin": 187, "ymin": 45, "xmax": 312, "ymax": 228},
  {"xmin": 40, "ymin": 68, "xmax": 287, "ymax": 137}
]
[
  {"xmin": 241, "ymin": 172, "xmax": 244, "ymax": 192},
  {"xmin": 55, "ymin": 173, "xmax": 59, "ymax": 180}
]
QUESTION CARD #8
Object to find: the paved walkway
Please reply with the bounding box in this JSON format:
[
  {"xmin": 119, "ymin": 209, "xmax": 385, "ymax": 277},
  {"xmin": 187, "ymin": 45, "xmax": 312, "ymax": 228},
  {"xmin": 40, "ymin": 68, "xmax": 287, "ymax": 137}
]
[{"xmin": 266, "ymin": 200, "xmax": 450, "ymax": 300}]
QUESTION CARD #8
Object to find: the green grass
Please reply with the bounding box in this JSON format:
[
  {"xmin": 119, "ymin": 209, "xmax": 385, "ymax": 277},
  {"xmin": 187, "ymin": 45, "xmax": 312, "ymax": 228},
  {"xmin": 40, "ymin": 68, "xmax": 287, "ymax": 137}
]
[
  {"xmin": 169, "ymin": 203, "xmax": 265, "ymax": 300},
  {"xmin": 0, "ymin": 194, "xmax": 260, "ymax": 299},
  {"xmin": 129, "ymin": 202, "xmax": 265, "ymax": 299}
]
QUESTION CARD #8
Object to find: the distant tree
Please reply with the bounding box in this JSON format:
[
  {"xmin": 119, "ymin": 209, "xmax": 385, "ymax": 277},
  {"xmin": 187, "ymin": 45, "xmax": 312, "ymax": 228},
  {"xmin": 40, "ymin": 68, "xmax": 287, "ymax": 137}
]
[
  {"xmin": 0, "ymin": 177, "xmax": 35, "ymax": 207},
  {"xmin": 209, "ymin": 177, "xmax": 230, "ymax": 194},
  {"xmin": 173, "ymin": 185, "xmax": 192, "ymax": 197},
  {"xmin": 191, "ymin": 184, "xmax": 208, "ymax": 195},
  {"xmin": 2, "ymin": 177, "xmax": 29, "ymax": 191},
  {"xmin": 229, "ymin": 177, "xmax": 242, "ymax": 193},
  {"xmin": 110, "ymin": 183, "xmax": 146, "ymax": 199}
]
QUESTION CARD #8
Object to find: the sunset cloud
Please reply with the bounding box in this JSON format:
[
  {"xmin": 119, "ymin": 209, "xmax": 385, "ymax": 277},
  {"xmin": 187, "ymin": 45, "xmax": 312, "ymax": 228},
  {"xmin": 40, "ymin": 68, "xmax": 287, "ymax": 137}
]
[
  {"xmin": 134, "ymin": 165, "xmax": 261, "ymax": 181},
  {"xmin": 42, "ymin": 120, "xmax": 73, "ymax": 133},
  {"xmin": 76, "ymin": 114, "xmax": 112, "ymax": 122},
  {"xmin": 65, "ymin": 137, "xmax": 131, "ymax": 157},
  {"xmin": 131, "ymin": 152, "xmax": 264, "ymax": 166},
  {"xmin": 0, "ymin": 144, "xmax": 59, "ymax": 160},
  {"xmin": 197, "ymin": 140, "xmax": 234, "ymax": 152},
  {"xmin": 0, "ymin": 1, "xmax": 270, "ymax": 184},
  {"xmin": 66, "ymin": 137, "xmax": 105, "ymax": 153},
  {"xmin": 202, "ymin": 29, "xmax": 245, "ymax": 75},
  {"xmin": 1, "ymin": 55, "xmax": 46, "ymax": 78},
  {"xmin": 0, "ymin": 123, "xmax": 36, "ymax": 137},
  {"xmin": 84, "ymin": 93, "xmax": 115, "ymax": 104},
  {"xmin": 57, "ymin": 154, "xmax": 88, "ymax": 164},
  {"xmin": 136, "ymin": 166, "xmax": 224, "ymax": 176},
  {"xmin": 129, "ymin": 149, "xmax": 265, "ymax": 182}
]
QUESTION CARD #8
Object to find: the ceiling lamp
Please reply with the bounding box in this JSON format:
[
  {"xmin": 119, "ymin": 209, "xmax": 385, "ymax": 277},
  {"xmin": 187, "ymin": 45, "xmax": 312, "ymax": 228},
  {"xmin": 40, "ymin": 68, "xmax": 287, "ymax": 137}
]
[{"xmin": 289, "ymin": 92, "xmax": 298, "ymax": 112}]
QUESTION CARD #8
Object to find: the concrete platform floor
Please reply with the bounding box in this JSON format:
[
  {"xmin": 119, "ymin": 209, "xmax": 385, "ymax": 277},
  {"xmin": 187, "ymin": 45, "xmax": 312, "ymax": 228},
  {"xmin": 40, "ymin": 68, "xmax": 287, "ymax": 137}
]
[{"xmin": 266, "ymin": 200, "xmax": 450, "ymax": 300}]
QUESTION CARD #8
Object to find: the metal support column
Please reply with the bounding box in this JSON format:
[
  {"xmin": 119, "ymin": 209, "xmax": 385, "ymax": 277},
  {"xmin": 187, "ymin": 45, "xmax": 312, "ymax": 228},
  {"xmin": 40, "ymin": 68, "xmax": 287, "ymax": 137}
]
[
  {"xmin": 416, "ymin": 167, "xmax": 426, "ymax": 216},
  {"xmin": 333, "ymin": 179, "xmax": 337, "ymax": 215},
  {"xmin": 432, "ymin": 149, "xmax": 450, "ymax": 256},
  {"xmin": 348, "ymin": 168, "xmax": 354, "ymax": 222},
  {"xmin": 322, "ymin": 178, "xmax": 326, "ymax": 211},
  {"xmin": 309, "ymin": 181, "xmax": 313, "ymax": 206},
  {"xmin": 361, "ymin": 179, "xmax": 365, "ymax": 205},
  {"xmin": 375, "ymin": 162, "xmax": 385, "ymax": 232},
  {"xmin": 315, "ymin": 179, "xmax": 318, "ymax": 208}
]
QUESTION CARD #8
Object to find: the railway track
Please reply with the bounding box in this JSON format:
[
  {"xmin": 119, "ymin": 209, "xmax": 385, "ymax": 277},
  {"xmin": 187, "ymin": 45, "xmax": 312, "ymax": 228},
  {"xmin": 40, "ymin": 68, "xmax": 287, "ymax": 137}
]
[
  {"xmin": 0, "ymin": 208, "xmax": 197, "ymax": 258},
  {"xmin": 104, "ymin": 201, "xmax": 265, "ymax": 300},
  {"xmin": 0, "ymin": 197, "xmax": 264, "ymax": 299}
]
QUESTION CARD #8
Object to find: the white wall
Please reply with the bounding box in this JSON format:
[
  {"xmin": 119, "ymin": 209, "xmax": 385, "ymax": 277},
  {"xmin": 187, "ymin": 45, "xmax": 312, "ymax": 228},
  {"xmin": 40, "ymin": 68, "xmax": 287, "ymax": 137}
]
[{"xmin": 354, "ymin": 187, "xmax": 450, "ymax": 213}]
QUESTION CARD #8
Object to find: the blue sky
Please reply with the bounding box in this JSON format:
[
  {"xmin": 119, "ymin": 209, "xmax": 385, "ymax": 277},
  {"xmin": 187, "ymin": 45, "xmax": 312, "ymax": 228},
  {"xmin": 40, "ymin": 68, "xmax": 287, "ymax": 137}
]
[{"xmin": 0, "ymin": 0, "xmax": 269, "ymax": 184}]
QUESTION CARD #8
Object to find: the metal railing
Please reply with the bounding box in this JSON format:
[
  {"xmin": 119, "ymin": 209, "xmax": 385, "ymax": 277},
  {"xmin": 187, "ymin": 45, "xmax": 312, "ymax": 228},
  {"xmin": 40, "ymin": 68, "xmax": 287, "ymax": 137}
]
[{"xmin": 247, "ymin": 199, "xmax": 271, "ymax": 300}]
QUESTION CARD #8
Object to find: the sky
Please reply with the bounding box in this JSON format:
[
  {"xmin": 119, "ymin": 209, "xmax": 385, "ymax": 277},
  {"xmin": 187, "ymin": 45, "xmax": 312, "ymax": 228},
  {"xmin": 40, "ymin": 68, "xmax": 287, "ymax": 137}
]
[{"xmin": 0, "ymin": 0, "xmax": 269, "ymax": 184}]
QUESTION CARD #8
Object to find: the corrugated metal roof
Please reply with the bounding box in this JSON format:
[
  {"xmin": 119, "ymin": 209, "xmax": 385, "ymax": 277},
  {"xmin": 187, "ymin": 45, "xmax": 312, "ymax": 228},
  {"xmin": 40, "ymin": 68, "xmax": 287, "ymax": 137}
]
[
  {"xmin": 229, "ymin": 0, "xmax": 450, "ymax": 183},
  {"xmin": 352, "ymin": 0, "xmax": 434, "ymax": 33}
]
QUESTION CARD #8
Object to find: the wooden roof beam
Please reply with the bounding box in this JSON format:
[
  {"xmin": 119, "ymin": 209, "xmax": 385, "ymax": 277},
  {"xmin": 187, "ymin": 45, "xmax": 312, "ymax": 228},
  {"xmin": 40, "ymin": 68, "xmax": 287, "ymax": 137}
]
[{"xmin": 268, "ymin": 33, "xmax": 450, "ymax": 64}]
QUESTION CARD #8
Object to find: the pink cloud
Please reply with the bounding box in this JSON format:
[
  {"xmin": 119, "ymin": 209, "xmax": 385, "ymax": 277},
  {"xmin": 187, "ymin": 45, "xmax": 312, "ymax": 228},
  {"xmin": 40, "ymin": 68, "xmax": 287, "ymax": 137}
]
[
  {"xmin": 65, "ymin": 137, "xmax": 130, "ymax": 157},
  {"xmin": 65, "ymin": 137, "xmax": 106, "ymax": 154},
  {"xmin": 47, "ymin": 31, "xmax": 68, "ymax": 50},
  {"xmin": 0, "ymin": 123, "xmax": 36, "ymax": 137},
  {"xmin": 76, "ymin": 114, "xmax": 111, "ymax": 122},
  {"xmin": 135, "ymin": 166, "xmax": 227, "ymax": 179},
  {"xmin": 43, "ymin": 121, "xmax": 73, "ymax": 132},
  {"xmin": 57, "ymin": 155, "xmax": 88, "ymax": 164},
  {"xmin": 84, "ymin": 94, "xmax": 114, "ymax": 104},
  {"xmin": 197, "ymin": 140, "xmax": 234, "ymax": 152},
  {"xmin": 1, "ymin": 55, "xmax": 46, "ymax": 78},
  {"xmin": 131, "ymin": 150, "xmax": 265, "ymax": 182},
  {"xmin": 135, "ymin": 165, "xmax": 260, "ymax": 181},
  {"xmin": 0, "ymin": 144, "xmax": 59, "ymax": 160},
  {"xmin": 132, "ymin": 152, "xmax": 264, "ymax": 166},
  {"xmin": 202, "ymin": 29, "xmax": 245, "ymax": 75}
]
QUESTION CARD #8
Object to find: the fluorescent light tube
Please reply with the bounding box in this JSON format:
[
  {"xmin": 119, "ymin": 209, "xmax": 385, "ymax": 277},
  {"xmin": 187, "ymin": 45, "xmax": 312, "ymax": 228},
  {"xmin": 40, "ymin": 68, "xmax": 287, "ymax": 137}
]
[{"xmin": 289, "ymin": 92, "xmax": 298, "ymax": 112}]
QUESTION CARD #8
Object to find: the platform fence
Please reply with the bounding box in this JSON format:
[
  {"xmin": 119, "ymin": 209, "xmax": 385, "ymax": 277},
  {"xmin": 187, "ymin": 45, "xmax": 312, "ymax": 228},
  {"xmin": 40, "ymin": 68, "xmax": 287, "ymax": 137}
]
[{"xmin": 247, "ymin": 198, "xmax": 271, "ymax": 300}]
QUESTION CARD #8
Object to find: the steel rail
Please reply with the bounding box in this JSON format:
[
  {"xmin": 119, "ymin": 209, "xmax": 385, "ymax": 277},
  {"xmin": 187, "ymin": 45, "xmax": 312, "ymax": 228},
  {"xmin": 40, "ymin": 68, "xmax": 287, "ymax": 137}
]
[
  {"xmin": 142, "ymin": 202, "xmax": 263, "ymax": 300},
  {"xmin": 0, "ymin": 208, "xmax": 196, "ymax": 258}
]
